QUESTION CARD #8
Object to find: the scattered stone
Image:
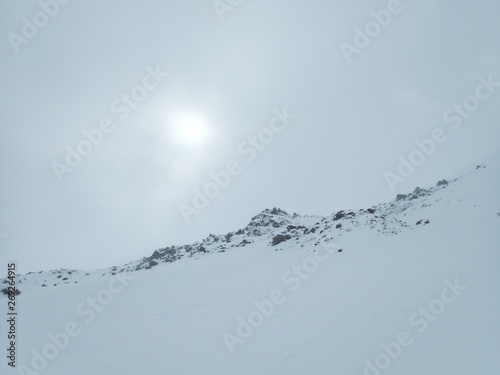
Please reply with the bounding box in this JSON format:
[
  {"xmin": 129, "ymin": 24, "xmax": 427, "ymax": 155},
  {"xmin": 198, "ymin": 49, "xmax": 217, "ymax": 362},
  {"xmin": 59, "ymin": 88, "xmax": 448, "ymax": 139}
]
[{"xmin": 240, "ymin": 239, "xmax": 251, "ymax": 246}]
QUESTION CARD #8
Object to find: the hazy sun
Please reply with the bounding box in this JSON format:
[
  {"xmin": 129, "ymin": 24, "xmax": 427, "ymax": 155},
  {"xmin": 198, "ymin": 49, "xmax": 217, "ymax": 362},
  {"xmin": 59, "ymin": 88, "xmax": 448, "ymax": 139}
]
[{"xmin": 171, "ymin": 113, "xmax": 210, "ymax": 146}]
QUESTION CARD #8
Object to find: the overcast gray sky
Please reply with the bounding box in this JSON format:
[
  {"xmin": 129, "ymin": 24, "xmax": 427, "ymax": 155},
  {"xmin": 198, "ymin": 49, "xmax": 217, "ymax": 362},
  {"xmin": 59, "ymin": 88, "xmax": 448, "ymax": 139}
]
[{"xmin": 1, "ymin": 0, "xmax": 499, "ymax": 275}]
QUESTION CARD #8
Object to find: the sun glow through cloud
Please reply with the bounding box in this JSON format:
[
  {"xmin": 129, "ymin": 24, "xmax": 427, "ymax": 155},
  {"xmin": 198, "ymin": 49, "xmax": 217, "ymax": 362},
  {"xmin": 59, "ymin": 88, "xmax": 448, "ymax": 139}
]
[{"xmin": 171, "ymin": 113, "xmax": 210, "ymax": 147}]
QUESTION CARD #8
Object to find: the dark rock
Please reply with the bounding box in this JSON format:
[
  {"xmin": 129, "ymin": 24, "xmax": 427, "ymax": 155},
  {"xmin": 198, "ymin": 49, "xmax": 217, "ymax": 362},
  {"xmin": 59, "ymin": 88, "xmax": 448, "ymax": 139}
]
[
  {"xmin": 150, "ymin": 250, "xmax": 162, "ymax": 260},
  {"xmin": 272, "ymin": 235, "xmax": 286, "ymax": 246},
  {"xmin": 270, "ymin": 207, "xmax": 288, "ymax": 215},
  {"xmin": 333, "ymin": 211, "xmax": 346, "ymax": 221},
  {"xmin": 336, "ymin": 223, "xmax": 342, "ymax": 229},
  {"xmin": 367, "ymin": 208, "xmax": 376, "ymax": 214},
  {"xmin": 2, "ymin": 287, "xmax": 21, "ymax": 295},
  {"xmin": 396, "ymin": 194, "xmax": 407, "ymax": 201}
]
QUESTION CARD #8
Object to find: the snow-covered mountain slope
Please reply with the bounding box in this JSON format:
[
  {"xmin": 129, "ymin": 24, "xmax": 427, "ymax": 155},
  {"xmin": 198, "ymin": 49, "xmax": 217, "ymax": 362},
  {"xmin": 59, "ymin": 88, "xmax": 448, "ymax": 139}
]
[{"xmin": 2, "ymin": 154, "xmax": 499, "ymax": 375}]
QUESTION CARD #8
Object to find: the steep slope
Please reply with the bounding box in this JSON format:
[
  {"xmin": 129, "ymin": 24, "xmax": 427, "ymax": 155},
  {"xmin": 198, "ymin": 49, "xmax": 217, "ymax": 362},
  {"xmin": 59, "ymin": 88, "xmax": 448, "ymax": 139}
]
[{"xmin": 1, "ymin": 154, "xmax": 499, "ymax": 375}]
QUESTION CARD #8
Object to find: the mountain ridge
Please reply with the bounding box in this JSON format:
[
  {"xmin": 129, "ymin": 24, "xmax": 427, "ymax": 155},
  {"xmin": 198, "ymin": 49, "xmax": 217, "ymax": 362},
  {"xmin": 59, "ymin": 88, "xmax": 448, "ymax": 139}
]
[{"xmin": 2, "ymin": 154, "xmax": 498, "ymax": 289}]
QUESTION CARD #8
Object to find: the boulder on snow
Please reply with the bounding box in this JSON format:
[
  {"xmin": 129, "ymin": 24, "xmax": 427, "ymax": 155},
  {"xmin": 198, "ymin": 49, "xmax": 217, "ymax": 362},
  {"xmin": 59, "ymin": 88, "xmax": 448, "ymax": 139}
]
[
  {"xmin": 332, "ymin": 211, "xmax": 346, "ymax": 221},
  {"xmin": 2, "ymin": 287, "xmax": 21, "ymax": 296},
  {"xmin": 416, "ymin": 219, "xmax": 430, "ymax": 226},
  {"xmin": 272, "ymin": 235, "xmax": 286, "ymax": 246}
]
